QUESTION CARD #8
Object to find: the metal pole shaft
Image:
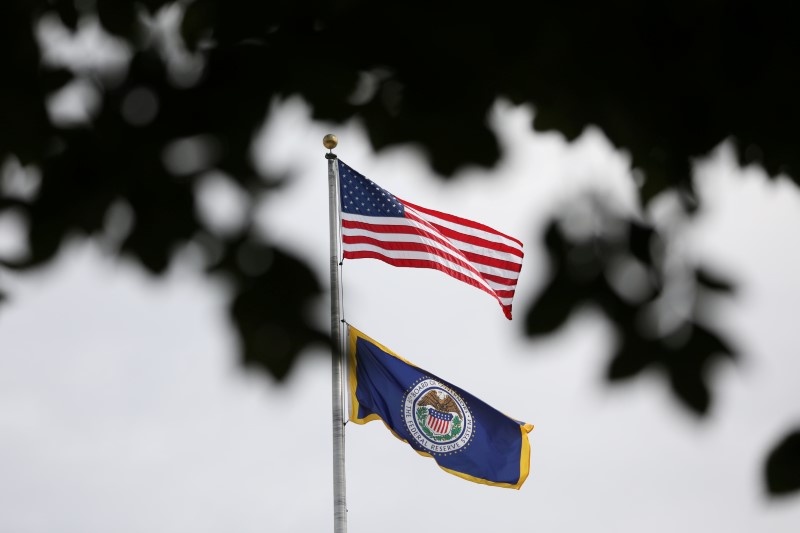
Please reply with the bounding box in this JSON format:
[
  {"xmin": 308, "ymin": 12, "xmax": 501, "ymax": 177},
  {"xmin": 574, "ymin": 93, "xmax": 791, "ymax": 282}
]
[{"xmin": 327, "ymin": 152, "xmax": 347, "ymax": 533}]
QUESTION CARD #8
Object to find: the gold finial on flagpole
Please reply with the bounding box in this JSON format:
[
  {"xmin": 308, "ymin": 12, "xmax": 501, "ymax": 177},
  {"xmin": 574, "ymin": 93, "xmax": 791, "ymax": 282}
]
[{"xmin": 323, "ymin": 134, "xmax": 338, "ymax": 151}]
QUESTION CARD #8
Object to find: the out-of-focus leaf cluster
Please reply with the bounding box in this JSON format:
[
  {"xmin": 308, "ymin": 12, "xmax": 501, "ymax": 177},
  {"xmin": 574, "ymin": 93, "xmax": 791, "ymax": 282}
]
[
  {"xmin": 1, "ymin": 0, "xmax": 799, "ymax": 495},
  {"xmin": 766, "ymin": 430, "xmax": 800, "ymax": 496},
  {"xmin": 525, "ymin": 200, "xmax": 735, "ymax": 415}
]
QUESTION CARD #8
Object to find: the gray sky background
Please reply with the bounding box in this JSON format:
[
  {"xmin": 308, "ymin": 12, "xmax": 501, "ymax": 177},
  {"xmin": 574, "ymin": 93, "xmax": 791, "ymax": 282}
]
[{"xmin": 1, "ymin": 97, "xmax": 800, "ymax": 532}]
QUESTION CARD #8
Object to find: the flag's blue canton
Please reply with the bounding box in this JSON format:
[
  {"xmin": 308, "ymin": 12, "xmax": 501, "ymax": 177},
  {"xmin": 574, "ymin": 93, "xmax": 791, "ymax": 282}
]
[{"xmin": 339, "ymin": 160, "xmax": 405, "ymax": 217}]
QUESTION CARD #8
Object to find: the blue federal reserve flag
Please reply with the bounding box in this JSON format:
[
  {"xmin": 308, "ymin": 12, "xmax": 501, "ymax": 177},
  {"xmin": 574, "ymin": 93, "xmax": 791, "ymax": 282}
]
[{"xmin": 347, "ymin": 326, "xmax": 534, "ymax": 489}]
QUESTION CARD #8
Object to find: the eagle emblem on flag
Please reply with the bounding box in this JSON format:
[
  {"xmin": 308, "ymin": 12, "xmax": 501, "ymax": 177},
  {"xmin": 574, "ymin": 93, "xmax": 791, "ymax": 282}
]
[
  {"xmin": 419, "ymin": 390, "xmax": 463, "ymax": 435},
  {"xmin": 403, "ymin": 377, "xmax": 474, "ymax": 455}
]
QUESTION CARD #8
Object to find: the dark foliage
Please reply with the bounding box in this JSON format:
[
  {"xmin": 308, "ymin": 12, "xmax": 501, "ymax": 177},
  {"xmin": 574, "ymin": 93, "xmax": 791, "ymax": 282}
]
[
  {"xmin": 766, "ymin": 430, "xmax": 800, "ymax": 496},
  {"xmin": 526, "ymin": 206, "xmax": 735, "ymax": 415},
  {"xmin": 1, "ymin": 0, "xmax": 798, "ymax": 495}
]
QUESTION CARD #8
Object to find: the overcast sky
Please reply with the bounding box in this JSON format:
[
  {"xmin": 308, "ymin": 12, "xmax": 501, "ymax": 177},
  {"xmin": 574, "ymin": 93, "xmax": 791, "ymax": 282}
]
[{"xmin": 2, "ymin": 97, "xmax": 800, "ymax": 533}]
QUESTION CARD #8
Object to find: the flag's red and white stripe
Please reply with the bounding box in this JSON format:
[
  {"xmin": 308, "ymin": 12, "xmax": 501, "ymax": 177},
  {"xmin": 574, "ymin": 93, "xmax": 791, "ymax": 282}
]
[{"xmin": 341, "ymin": 197, "xmax": 523, "ymax": 319}]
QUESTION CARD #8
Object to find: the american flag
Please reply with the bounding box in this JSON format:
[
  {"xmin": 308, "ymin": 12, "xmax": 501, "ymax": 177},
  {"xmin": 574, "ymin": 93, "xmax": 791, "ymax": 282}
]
[{"xmin": 338, "ymin": 160, "xmax": 524, "ymax": 319}]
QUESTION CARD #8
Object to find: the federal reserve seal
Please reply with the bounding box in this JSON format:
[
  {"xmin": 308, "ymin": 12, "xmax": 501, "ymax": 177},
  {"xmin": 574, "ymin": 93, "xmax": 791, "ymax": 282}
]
[{"xmin": 403, "ymin": 377, "xmax": 474, "ymax": 455}]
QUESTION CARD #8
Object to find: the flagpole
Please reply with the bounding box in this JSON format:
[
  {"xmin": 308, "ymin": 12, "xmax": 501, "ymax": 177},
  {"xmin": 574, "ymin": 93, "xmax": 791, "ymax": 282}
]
[{"xmin": 324, "ymin": 134, "xmax": 347, "ymax": 533}]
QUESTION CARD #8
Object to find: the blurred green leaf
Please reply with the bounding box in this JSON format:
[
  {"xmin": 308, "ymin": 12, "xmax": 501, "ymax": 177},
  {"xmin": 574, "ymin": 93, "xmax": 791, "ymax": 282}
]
[
  {"xmin": 524, "ymin": 274, "xmax": 580, "ymax": 336},
  {"xmin": 668, "ymin": 367, "xmax": 710, "ymax": 415},
  {"xmin": 228, "ymin": 245, "xmax": 328, "ymax": 380},
  {"xmin": 96, "ymin": 0, "xmax": 138, "ymax": 39},
  {"xmin": 54, "ymin": 0, "xmax": 79, "ymax": 30},
  {"xmin": 607, "ymin": 335, "xmax": 653, "ymax": 381},
  {"xmin": 766, "ymin": 429, "xmax": 800, "ymax": 496},
  {"xmin": 696, "ymin": 266, "xmax": 736, "ymax": 294},
  {"xmin": 628, "ymin": 221, "xmax": 657, "ymax": 266}
]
